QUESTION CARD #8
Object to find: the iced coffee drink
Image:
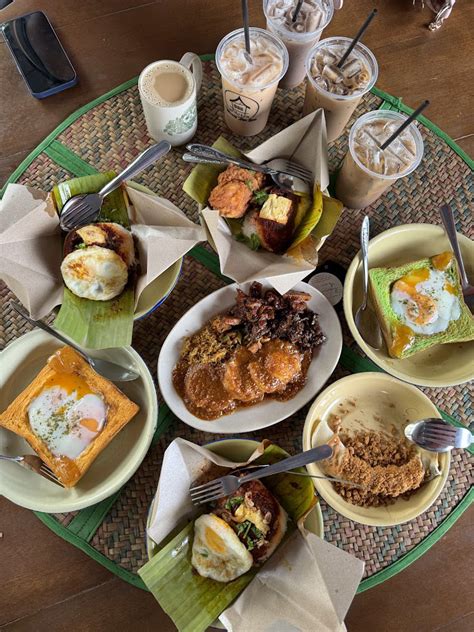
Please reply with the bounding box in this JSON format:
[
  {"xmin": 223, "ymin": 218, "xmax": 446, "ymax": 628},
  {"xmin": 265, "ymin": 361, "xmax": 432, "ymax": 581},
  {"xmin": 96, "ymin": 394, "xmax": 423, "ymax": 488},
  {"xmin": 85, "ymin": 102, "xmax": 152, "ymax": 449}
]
[
  {"xmin": 216, "ymin": 27, "xmax": 288, "ymax": 136},
  {"xmin": 264, "ymin": 0, "xmax": 334, "ymax": 89},
  {"xmin": 335, "ymin": 110, "xmax": 424, "ymax": 209},
  {"xmin": 303, "ymin": 37, "xmax": 377, "ymax": 142}
]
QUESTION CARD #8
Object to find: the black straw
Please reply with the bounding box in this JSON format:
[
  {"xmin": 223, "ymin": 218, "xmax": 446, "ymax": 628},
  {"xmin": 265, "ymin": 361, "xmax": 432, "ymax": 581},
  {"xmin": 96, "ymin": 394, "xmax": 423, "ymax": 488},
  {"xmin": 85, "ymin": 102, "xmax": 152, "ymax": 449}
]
[
  {"xmin": 380, "ymin": 100, "xmax": 430, "ymax": 150},
  {"xmin": 292, "ymin": 0, "xmax": 304, "ymax": 22},
  {"xmin": 337, "ymin": 9, "xmax": 377, "ymax": 68},
  {"xmin": 241, "ymin": 0, "xmax": 251, "ymax": 57}
]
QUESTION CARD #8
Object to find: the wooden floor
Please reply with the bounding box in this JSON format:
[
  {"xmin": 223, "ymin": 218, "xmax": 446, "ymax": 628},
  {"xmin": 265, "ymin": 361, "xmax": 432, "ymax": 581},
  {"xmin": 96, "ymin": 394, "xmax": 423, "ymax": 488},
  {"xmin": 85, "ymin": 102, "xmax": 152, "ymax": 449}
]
[{"xmin": 0, "ymin": 1, "xmax": 473, "ymax": 630}]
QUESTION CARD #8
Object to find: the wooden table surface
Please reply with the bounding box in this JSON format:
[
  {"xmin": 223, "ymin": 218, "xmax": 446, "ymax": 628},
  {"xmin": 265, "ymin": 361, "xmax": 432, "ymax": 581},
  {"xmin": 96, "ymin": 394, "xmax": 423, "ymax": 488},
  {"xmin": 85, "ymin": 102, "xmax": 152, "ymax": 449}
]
[{"xmin": 0, "ymin": 1, "xmax": 472, "ymax": 631}]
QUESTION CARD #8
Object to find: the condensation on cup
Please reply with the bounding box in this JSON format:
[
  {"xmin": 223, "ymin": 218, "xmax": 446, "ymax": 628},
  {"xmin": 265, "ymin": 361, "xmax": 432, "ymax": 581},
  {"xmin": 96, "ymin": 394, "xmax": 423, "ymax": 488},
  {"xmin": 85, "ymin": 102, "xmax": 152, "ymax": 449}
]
[
  {"xmin": 263, "ymin": 0, "xmax": 334, "ymax": 89},
  {"xmin": 216, "ymin": 27, "xmax": 289, "ymax": 137},
  {"xmin": 335, "ymin": 110, "xmax": 424, "ymax": 209},
  {"xmin": 303, "ymin": 36, "xmax": 378, "ymax": 142}
]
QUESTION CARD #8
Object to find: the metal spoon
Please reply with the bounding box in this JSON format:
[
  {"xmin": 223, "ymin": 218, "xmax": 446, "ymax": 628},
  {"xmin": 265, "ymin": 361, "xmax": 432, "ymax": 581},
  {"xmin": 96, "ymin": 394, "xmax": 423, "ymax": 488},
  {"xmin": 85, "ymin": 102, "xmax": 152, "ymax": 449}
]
[
  {"xmin": 405, "ymin": 418, "xmax": 473, "ymax": 453},
  {"xmin": 354, "ymin": 216, "xmax": 383, "ymax": 349},
  {"xmin": 10, "ymin": 301, "xmax": 139, "ymax": 382},
  {"xmin": 439, "ymin": 203, "xmax": 474, "ymax": 312},
  {"xmin": 59, "ymin": 141, "xmax": 171, "ymax": 231}
]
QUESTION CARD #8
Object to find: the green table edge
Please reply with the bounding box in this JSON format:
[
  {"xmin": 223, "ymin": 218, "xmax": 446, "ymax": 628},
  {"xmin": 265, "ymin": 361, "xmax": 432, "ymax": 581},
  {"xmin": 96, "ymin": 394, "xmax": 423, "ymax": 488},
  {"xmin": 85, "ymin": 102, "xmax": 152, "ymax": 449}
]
[{"xmin": 1, "ymin": 53, "xmax": 471, "ymax": 595}]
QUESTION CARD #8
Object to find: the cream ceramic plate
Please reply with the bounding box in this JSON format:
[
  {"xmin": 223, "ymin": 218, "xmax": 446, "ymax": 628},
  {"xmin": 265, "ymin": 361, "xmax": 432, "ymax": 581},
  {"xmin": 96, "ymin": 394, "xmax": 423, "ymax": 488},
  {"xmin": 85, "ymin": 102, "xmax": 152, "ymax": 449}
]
[
  {"xmin": 0, "ymin": 330, "xmax": 158, "ymax": 512},
  {"xmin": 344, "ymin": 223, "xmax": 474, "ymax": 387},
  {"xmin": 158, "ymin": 281, "xmax": 342, "ymax": 434},
  {"xmin": 146, "ymin": 438, "xmax": 325, "ymax": 557},
  {"xmin": 302, "ymin": 373, "xmax": 450, "ymax": 527}
]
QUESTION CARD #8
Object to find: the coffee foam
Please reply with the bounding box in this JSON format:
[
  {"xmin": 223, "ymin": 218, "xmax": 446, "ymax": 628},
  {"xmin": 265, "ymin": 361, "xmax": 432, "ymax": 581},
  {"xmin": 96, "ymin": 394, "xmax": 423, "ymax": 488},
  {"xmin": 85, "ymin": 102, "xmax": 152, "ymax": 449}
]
[{"xmin": 140, "ymin": 62, "xmax": 193, "ymax": 106}]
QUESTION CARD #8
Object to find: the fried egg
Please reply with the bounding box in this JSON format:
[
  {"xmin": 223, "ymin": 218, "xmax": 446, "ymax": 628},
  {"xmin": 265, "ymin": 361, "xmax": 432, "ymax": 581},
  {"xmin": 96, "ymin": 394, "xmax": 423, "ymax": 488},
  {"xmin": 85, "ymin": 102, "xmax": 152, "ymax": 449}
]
[
  {"xmin": 191, "ymin": 514, "xmax": 253, "ymax": 582},
  {"xmin": 61, "ymin": 245, "xmax": 128, "ymax": 301},
  {"xmin": 391, "ymin": 267, "xmax": 461, "ymax": 335},
  {"xmin": 28, "ymin": 380, "xmax": 107, "ymax": 460},
  {"xmin": 76, "ymin": 223, "xmax": 136, "ymax": 268}
]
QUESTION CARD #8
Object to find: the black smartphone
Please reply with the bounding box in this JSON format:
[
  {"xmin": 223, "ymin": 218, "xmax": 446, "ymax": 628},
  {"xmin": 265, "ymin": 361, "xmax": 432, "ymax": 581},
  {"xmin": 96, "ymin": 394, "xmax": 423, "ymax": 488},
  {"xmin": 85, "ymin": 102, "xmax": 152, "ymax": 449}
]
[{"xmin": 1, "ymin": 11, "xmax": 77, "ymax": 99}]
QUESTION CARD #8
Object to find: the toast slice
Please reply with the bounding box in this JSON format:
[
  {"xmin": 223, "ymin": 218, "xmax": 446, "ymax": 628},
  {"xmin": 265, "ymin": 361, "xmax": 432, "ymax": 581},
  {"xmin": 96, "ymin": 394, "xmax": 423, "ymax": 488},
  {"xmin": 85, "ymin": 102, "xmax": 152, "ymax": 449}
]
[
  {"xmin": 0, "ymin": 346, "xmax": 139, "ymax": 487},
  {"xmin": 369, "ymin": 251, "xmax": 474, "ymax": 359}
]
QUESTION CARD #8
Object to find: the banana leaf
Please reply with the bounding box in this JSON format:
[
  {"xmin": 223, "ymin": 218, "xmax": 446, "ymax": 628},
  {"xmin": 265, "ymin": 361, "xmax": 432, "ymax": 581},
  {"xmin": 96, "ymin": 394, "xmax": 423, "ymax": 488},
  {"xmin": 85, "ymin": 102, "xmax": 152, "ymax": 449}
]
[
  {"xmin": 53, "ymin": 172, "xmax": 134, "ymax": 349},
  {"xmin": 138, "ymin": 443, "xmax": 316, "ymax": 632}
]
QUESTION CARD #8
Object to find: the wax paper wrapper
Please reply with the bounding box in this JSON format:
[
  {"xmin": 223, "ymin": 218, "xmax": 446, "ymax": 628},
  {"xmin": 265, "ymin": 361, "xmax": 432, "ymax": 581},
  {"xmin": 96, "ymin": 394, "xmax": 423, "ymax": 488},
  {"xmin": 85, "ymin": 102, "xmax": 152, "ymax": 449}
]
[
  {"xmin": 141, "ymin": 438, "xmax": 364, "ymax": 632},
  {"xmin": 0, "ymin": 182, "xmax": 205, "ymax": 346},
  {"xmin": 183, "ymin": 110, "xmax": 343, "ymax": 295}
]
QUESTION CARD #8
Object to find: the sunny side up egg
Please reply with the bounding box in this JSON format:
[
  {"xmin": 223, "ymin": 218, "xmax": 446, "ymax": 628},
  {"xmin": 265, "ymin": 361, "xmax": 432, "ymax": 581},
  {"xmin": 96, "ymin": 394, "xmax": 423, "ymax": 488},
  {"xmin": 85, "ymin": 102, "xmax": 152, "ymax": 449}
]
[
  {"xmin": 191, "ymin": 513, "xmax": 253, "ymax": 583},
  {"xmin": 28, "ymin": 374, "xmax": 107, "ymax": 460},
  {"xmin": 391, "ymin": 267, "xmax": 461, "ymax": 335}
]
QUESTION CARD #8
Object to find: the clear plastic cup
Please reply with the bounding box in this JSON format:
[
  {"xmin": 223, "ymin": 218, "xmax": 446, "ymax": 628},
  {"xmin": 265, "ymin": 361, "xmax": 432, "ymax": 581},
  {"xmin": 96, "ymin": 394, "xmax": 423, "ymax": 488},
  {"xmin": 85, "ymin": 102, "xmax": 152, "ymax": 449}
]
[
  {"xmin": 335, "ymin": 110, "xmax": 425, "ymax": 209},
  {"xmin": 216, "ymin": 27, "xmax": 289, "ymax": 136},
  {"xmin": 303, "ymin": 36, "xmax": 378, "ymax": 142},
  {"xmin": 263, "ymin": 0, "xmax": 334, "ymax": 89}
]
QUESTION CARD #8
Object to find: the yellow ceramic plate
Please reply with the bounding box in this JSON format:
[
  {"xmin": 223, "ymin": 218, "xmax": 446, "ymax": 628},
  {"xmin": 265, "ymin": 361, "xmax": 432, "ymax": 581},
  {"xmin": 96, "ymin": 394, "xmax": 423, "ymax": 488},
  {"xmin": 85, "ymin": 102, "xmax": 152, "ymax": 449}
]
[
  {"xmin": 0, "ymin": 330, "xmax": 158, "ymax": 512},
  {"xmin": 344, "ymin": 223, "xmax": 474, "ymax": 387},
  {"xmin": 302, "ymin": 373, "xmax": 450, "ymax": 527}
]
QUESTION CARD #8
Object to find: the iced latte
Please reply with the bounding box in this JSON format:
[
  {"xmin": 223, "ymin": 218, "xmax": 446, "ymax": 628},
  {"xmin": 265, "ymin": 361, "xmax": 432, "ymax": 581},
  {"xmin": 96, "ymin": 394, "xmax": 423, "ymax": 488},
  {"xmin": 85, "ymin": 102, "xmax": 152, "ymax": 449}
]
[
  {"xmin": 303, "ymin": 37, "xmax": 377, "ymax": 142},
  {"xmin": 335, "ymin": 110, "xmax": 424, "ymax": 209},
  {"xmin": 264, "ymin": 0, "xmax": 334, "ymax": 89},
  {"xmin": 216, "ymin": 28, "xmax": 288, "ymax": 136}
]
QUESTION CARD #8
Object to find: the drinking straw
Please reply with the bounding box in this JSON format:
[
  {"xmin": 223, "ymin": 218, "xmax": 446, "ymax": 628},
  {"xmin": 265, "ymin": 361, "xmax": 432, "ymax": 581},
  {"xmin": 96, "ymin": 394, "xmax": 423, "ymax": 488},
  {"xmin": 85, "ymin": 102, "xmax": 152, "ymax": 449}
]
[
  {"xmin": 241, "ymin": 0, "xmax": 252, "ymax": 60},
  {"xmin": 380, "ymin": 100, "xmax": 430, "ymax": 150},
  {"xmin": 292, "ymin": 0, "xmax": 304, "ymax": 22},
  {"xmin": 337, "ymin": 8, "xmax": 377, "ymax": 68}
]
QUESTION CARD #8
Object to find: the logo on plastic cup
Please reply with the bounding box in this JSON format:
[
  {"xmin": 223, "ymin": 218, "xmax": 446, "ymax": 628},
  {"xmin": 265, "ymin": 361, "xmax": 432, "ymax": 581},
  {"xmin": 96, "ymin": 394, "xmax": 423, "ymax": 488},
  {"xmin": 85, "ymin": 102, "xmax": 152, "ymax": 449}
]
[{"xmin": 225, "ymin": 91, "xmax": 260, "ymax": 121}]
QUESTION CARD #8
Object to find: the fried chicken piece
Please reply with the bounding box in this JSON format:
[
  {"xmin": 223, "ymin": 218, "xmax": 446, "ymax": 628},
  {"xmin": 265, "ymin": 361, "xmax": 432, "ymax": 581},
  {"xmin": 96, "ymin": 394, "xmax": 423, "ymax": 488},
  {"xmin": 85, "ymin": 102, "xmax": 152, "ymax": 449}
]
[
  {"xmin": 208, "ymin": 165, "xmax": 266, "ymax": 218},
  {"xmin": 218, "ymin": 164, "xmax": 265, "ymax": 190},
  {"xmin": 208, "ymin": 181, "xmax": 252, "ymax": 218}
]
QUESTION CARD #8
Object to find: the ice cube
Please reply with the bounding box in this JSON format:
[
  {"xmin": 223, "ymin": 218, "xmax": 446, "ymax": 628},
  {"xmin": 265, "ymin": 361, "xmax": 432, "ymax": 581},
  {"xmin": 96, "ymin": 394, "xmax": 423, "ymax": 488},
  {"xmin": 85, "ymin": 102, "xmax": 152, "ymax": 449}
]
[
  {"xmin": 322, "ymin": 64, "xmax": 344, "ymax": 84},
  {"xmin": 341, "ymin": 59, "xmax": 363, "ymax": 78}
]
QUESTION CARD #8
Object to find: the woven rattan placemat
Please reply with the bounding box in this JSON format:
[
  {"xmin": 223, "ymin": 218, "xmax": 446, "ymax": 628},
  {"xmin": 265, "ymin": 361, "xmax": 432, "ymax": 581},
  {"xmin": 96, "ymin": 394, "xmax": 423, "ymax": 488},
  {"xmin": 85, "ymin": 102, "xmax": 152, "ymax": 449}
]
[{"xmin": 1, "ymin": 57, "xmax": 472, "ymax": 594}]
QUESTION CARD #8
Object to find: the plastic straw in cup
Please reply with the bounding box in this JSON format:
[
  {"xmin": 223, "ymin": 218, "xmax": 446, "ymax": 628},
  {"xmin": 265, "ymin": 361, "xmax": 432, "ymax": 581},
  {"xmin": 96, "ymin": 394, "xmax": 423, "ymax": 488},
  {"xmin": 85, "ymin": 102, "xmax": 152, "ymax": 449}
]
[
  {"xmin": 292, "ymin": 0, "xmax": 304, "ymax": 22},
  {"xmin": 337, "ymin": 9, "xmax": 377, "ymax": 68},
  {"xmin": 380, "ymin": 100, "xmax": 430, "ymax": 150},
  {"xmin": 241, "ymin": 0, "xmax": 252, "ymax": 61}
]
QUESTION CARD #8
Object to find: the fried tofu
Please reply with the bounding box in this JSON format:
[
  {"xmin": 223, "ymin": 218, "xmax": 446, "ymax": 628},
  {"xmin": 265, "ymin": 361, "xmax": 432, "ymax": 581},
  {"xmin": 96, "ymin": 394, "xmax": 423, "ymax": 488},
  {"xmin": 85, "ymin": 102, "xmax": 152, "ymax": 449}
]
[{"xmin": 208, "ymin": 165, "xmax": 266, "ymax": 218}]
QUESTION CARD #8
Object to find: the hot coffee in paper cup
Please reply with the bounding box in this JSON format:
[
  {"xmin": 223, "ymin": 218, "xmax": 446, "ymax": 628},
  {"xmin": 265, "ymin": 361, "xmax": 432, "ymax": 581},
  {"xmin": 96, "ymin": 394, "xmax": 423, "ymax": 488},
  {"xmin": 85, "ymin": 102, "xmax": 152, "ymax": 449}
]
[{"xmin": 183, "ymin": 110, "xmax": 343, "ymax": 295}]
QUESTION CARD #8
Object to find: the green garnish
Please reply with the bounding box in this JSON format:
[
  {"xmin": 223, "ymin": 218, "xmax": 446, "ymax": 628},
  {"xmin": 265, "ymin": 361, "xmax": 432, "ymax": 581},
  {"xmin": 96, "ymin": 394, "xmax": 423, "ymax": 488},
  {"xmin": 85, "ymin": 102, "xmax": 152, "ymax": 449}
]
[
  {"xmin": 252, "ymin": 189, "xmax": 269, "ymax": 205},
  {"xmin": 245, "ymin": 179, "xmax": 254, "ymax": 190},
  {"xmin": 236, "ymin": 233, "xmax": 261, "ymax": 251},
  {"xmin": 224, "ymin": 496, "xmax": 243, "ymax": 511},
  {"xmin": 75, "ymin": 242, "xmax": 87, "ymax": 249},
  {"xmin": 234, "ymin": 520, "xmax": 264, "ymax": 551}
]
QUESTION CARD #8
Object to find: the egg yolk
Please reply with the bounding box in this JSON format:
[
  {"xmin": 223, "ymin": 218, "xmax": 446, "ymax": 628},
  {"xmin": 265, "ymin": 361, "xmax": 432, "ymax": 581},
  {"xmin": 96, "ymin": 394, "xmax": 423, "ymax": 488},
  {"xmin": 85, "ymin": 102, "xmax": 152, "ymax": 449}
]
[
  {"xmin": 43, "ymin": 372, "xmax": 93, "ymax": 399},
  {"xmin": 390, "ymin": 323, "xmax": 416, "ymax": 358},
  {"xmin": 445, "ymin": 282, "xmax": 457, "ymax": 295},
  {"xmin": 80, "ymin": 418, "xmax": 100, "ymax": 432},
  {"xmin": 205, "ymin": 526, "xmax": 226, "ymax": 554},
  {"xmin": 432, "ymin": 251, "xmax": 453, "ymax": 271},
  {"xmin": 394, "ymin": 267, "xmax": 430, "ymax": 289}
]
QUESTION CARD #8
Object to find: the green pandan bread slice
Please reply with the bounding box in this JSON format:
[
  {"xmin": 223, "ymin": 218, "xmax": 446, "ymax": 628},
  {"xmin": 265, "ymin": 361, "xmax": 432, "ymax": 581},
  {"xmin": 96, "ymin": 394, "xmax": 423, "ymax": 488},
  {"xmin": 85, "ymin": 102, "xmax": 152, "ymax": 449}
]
[{"xmin": 368, "ymin": 251, "xmax": 474, "ymax": 359}]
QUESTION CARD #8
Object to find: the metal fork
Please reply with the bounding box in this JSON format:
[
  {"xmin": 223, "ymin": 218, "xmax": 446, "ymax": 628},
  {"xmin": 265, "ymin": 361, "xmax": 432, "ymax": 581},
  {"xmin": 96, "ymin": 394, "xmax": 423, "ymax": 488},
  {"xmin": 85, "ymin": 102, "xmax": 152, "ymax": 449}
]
[
  {"xmin": 0, "ymin": 454, "xmax": 64, "ymax": 486},
  {"xmin": 183, "ymin": 143, "xmax": 312, "ymax": 191},
  {"xmin": 59, "ymin": 141, "xmax": 171, "ymax": 231},
  {"xmin": 405, "ymin": 418, "xmax": 473, "ymax": 453},
  {"xmin": 190, "ymin": 444, "xmax": 332, "ymax": 505}
]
